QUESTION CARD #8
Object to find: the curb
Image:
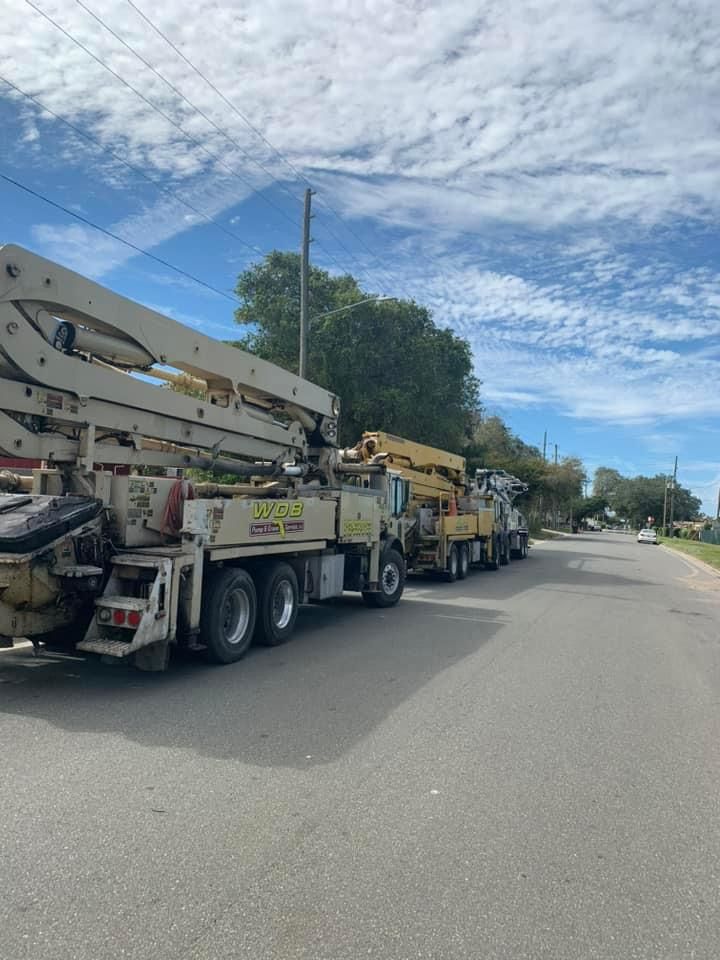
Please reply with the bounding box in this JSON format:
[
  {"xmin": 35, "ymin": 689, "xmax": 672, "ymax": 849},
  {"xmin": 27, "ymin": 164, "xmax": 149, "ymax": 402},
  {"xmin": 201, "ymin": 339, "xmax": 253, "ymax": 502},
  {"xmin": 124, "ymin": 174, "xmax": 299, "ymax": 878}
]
[{"xmin": 659, "ymin": 544, "xmax": 720, "ymax": 581}]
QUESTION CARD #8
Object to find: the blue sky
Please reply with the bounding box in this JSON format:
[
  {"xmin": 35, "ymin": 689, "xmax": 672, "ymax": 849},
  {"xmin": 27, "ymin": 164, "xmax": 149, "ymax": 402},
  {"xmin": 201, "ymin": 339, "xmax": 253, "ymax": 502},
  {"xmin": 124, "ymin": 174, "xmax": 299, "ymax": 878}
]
[{"xmin": 1, "ymin": 0, "xmax": 719, "ymax": 512}]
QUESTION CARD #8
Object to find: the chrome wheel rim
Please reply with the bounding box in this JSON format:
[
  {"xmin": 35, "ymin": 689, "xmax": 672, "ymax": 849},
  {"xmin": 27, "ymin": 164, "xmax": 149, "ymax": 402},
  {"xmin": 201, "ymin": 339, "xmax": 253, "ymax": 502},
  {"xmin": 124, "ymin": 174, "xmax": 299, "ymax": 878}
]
[
  {"xmin": 272, "ymin": 580, "xmax": 295, "ymax": 630},
  {"xmin": 222, "ymin": 588, "xmax": 251, "ymax": 645},
  {"xmin": 382, "ymin": 561, "xmax": 400, "ymax": 595}
]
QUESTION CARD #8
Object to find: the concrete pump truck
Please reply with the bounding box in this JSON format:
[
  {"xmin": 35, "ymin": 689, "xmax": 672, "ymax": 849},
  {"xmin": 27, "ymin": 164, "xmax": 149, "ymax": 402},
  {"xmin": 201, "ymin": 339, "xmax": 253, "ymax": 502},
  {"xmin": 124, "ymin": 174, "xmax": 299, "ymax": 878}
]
[
  {"xmin": 0, "ymin": 246, "xmax": 406, "ymax": 670},
  {"xmin": 343, "ymin": 432, "xmax": 529, "ymax": 581}
]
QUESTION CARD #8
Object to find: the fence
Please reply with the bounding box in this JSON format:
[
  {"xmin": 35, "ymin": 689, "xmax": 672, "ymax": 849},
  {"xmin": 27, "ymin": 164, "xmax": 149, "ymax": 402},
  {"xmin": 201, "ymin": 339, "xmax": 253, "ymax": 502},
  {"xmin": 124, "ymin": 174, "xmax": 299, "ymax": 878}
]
[{"xmin": 700, "ymin": 529, "xmax": 720, "ymax": 545}]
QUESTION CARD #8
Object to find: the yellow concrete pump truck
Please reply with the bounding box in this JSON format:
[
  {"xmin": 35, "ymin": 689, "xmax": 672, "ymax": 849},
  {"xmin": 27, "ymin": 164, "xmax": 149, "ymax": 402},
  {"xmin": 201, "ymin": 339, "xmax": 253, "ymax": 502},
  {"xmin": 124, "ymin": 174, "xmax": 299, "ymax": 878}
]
[
  {"xmin": 0, "ymin": 245, "xmax": 406, "ymax": 670},
  {"xmin": 343, "ymin": 432, "xmax": 529, "ymax": 581}
]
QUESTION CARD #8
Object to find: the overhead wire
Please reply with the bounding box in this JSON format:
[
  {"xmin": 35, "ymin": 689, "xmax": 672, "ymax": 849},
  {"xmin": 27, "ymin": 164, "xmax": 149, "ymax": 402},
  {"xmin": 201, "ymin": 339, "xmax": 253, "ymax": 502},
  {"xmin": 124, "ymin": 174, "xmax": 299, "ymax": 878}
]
[
  {"xmin": 19, "ymin": 0, "xmax": 417, "ymax": 301},
  {"xmin": 24, "ymin": 0, "xmax": 381, "ymax": 289},
  {"xmin": 22, "ymin": 0, "xmax": 303, "ymax": 236},
  {"xmin": 122, "ymin": 0, "xmax": 413, "ymax": 298},
  {"xmin": 0, "ymin": 172, "xmax": 241, "ymax": 303},
  {"xmin": 71, "ymin": 0, "xmax": 302, "ymax": 230},
  {"xmin": 80, "ymin": 0, "xmax": 393, "ymax": 293},
  {"xmin": 0, "ymin": 75, "xmax": 268, "ymax": 259}
]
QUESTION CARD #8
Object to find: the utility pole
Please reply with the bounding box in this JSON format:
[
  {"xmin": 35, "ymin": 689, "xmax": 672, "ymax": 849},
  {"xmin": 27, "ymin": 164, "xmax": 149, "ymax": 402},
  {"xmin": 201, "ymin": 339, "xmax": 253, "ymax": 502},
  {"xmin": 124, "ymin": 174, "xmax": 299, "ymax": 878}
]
[
  {"xmin": 668, "ymin": 455, "xmax": 678, "ymax": 535},
  {"xmin": 554, "ymin": 443, "xmax": 558, "ymax": 466},
  {"xmin": 542, "ymin": 431, "xmax": 547, "ymax": 462},
  {"xmin": 662, "ymin": 476, "xmax": 669, "ymax": 533},
  {"xmin": 298, "ymin": 188, "xmax": 313, "ymax": 378}
]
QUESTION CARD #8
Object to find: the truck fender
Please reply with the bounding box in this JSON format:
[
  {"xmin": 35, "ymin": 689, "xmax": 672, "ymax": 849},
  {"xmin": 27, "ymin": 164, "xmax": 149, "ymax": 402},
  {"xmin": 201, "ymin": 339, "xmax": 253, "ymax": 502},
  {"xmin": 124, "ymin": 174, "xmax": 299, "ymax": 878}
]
[{"xmin": 383, "ymin": 537, "xmax": 405, "ymax": 561}]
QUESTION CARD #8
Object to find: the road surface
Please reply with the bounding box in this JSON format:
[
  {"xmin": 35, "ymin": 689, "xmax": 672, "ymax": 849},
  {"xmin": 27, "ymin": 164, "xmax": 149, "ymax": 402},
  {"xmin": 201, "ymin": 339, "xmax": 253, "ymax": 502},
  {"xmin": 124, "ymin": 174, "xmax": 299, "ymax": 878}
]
[{"xmin": 2, "ymin": 533, "xmax": 720, "ymax": 959}]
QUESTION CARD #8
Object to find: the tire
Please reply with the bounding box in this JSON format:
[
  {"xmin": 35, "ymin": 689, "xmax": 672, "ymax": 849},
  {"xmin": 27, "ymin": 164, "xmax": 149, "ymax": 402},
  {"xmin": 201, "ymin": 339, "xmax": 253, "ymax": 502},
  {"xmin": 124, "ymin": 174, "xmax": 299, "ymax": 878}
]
[
  {"xmin": 363, "ymin": 547, "xmax": 405, "ymax": 608},
  {"xmin": 500, "ymin": 536, "xmax": 510, "ymax": 566},
  {"xmin": 445, "ymin": 543, "xmax": 459, "ymax": 582},
  {"xmin": 457, "ymin": 543, "xmax": 469, "ymax": 580},
  {"xmin": 201, "ymin": 567, "xmax": 256, "ymax": 664},
  {"xmin": 33, "ymin": 624, "xmax": 80, "ymax": 652},
  {"xmin": 255, "ymin": 561, "xmax": 299, "ymax": 647},
  {"xmin": 486, "ymin": 537, "xmax": 501, "ymax": 571}
]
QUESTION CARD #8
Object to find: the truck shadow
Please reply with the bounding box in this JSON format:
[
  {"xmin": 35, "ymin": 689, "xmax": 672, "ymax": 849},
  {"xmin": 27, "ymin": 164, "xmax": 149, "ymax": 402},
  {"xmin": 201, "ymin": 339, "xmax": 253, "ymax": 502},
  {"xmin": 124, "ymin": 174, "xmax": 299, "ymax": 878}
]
[
  {"xmin": 0, "ymin": 540, "xmax": 655, "ymax": 768},
  {"xmin": 0, "ymin": 595, "xmax": 507, "ymax": 768}
]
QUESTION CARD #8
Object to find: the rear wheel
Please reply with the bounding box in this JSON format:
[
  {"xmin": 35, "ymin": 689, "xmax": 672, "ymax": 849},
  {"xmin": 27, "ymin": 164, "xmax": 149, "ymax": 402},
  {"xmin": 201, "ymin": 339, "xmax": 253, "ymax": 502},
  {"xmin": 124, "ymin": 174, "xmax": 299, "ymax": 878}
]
[
  {"xmin": 363, "ymin": 548, "xmax": 405, "ymax": 607},
  {"xmin": 457, "ymin": 543, "xmax": 469, "ymax": 580},
  {"xmin": 445, "ymin": 543, "xmax": 459, "ymax": 582},
  {"xmin": 255, "ymin": 562, "xmax": 299, "ymax": 646},
  {"xmin": 201, "ymin": 567, "xmax": 256, "ymax": 664},
  {"xmin": 500, "ymin": 536, "xmax": 510, "ymax": 566},
  {"xmin": 486, "ymin": 536, "xmax": 501, "ymax": 571}
]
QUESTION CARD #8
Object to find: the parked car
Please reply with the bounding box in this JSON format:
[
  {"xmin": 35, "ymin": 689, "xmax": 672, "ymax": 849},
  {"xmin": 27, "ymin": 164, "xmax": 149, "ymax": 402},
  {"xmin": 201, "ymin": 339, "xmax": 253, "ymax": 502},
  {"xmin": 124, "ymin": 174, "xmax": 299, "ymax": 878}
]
[{"xmin": 637, "ymin": 528, "xmax": 658, "ymax": 544}]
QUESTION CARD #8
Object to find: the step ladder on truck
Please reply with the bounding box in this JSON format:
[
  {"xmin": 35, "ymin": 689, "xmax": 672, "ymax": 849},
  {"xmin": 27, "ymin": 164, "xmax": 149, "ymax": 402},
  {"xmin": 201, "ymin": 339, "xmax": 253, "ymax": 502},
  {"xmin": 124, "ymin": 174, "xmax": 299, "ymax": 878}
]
[{"xmin": 0, "ymin": 245, "xmax": 406, "ymax": 670}]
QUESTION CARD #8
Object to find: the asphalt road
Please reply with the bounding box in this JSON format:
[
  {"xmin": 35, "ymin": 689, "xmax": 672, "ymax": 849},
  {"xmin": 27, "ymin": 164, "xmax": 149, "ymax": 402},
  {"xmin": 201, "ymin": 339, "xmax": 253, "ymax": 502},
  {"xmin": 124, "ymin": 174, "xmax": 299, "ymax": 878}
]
[{"xmin": 2, "ymin": 533, "xmax": 720, "ymax": 960}]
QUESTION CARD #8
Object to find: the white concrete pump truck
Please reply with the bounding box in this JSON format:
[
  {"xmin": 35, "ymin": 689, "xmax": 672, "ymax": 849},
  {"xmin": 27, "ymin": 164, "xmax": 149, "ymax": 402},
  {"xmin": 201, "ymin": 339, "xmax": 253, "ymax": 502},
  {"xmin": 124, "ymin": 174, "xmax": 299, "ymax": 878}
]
[{"xmin": 0, "ymin": 245, "xmax": 406, "ymax": 670}]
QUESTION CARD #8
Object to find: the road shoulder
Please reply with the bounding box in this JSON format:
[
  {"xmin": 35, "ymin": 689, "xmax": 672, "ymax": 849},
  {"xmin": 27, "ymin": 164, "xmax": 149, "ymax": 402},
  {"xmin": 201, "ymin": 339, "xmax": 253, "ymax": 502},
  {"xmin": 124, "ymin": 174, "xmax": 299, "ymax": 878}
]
[{"xmin": 659, "ymin": 543, "xmax": 720, "ymax": 581}]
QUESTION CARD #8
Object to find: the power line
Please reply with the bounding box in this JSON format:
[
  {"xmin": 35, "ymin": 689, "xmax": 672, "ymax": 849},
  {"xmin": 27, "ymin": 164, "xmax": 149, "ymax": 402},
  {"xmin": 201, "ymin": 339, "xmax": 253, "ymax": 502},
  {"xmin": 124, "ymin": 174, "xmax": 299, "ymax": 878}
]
[
  {"xmin": 72, "ymin": 0, "xmax": 302, "ymax": 230},
  {"xmin": 0, "ymin": 172, "xmax": 241, "ymax": 303},
  {"xmin": 123, "ymin": 0, "xmax": 412, "ymax": 297},
  {"xmin": 122, "ymin": 0, "xmax": 310, "ymax": 212},
  {"xmin": 22, "ymin": 0, "xmax": 415, "ymax": 299},
  {"xmin": 2, "ymin": 68, "xmax": 384, "ymax": 295},
  {"xmin": 124, "ymin": 0, "xmax": 311, "ymax": 192},
  {"xmin": 311, "ymin": 211, "xmax": 403, "ymax": 295},
  {"xmin": 312, "ymin": 194, "xmax": 413, "ymax": 298},
  {"xmin": 24, "ymin": 0, "xmax": 301, "ymax": 235},
  {"xmin": 0, "ymin": 75, "xmax": 267, "ymax": 258},
  {"xmin": 27, "ymin": 0, "xmax": 390, "ymax": 292}
]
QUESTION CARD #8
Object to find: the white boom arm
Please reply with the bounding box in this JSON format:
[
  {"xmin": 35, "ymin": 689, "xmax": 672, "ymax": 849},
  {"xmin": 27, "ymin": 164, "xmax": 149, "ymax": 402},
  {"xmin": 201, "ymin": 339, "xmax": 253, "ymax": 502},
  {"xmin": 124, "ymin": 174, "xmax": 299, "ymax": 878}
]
[{"xmin": 0, "ymin": 245, "xmax": 340, "ymax": 481}]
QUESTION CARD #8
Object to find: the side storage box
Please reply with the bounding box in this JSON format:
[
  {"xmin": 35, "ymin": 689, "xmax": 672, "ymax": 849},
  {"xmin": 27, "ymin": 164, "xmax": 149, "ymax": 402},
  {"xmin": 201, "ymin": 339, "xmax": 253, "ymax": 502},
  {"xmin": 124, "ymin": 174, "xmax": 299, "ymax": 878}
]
[{"xmin": 306, "ymin": 554, "xmax": 345, "ymax": 600}]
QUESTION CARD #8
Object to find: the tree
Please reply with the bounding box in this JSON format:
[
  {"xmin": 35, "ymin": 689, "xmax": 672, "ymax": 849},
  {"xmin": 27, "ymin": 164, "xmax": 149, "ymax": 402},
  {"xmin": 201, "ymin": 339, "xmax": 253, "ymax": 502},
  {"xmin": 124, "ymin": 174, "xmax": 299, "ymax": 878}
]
[
  {"xmin": 574, "ymin": 494, "xmax": 608, "ymax": 521},
  {"xmin": 463, "ymin": 415, "xmax": 542, "ymax": 477},
  {"xmin": 588, "ymin": 466, "xmax": 704, "ymax": 527},
  {"xmin": 232, "ymin": 251, "xmax": 480, "ymax": 450},
  {"xmin": 544, "ymin": 457, "xmax": 586, "ymax": 521},
  {"xmin": 593, "ymin": 467, "xmax": 623, "ymax": 499},
  {"xmin": 461, "ymin": 415, "xmax": 588, "ymax": 529}
]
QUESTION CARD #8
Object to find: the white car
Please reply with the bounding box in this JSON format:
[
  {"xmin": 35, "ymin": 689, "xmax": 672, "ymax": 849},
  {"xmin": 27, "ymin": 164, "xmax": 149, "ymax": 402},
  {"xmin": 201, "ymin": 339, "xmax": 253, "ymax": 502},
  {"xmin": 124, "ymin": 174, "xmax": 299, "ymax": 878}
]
[{"xmin": 637, "ymin": 528, "xmax": 658, "ymax": 544}]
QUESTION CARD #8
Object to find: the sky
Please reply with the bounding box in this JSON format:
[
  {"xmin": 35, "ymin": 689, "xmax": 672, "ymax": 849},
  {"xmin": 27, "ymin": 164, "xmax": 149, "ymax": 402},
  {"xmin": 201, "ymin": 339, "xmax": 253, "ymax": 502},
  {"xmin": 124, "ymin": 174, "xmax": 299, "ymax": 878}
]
[{"xmin": 1, "ymin": 0, "xmax": 718, "ymax": 513}]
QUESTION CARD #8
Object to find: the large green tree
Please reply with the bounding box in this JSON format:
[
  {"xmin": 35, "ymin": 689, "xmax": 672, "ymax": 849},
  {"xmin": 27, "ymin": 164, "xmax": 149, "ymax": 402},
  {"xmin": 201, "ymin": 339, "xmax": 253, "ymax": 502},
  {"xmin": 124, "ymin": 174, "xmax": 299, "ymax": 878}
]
[
  {"xmin": 593, "ymin": 467, "xmax": 702, "ymax": 526},
  {"xmin": 593, "ymin": 467, "xmax": 623, "ymax": 499},
  {"xmin": 232, "ymin": 251, "xmax": 480, "ymax": 450}
]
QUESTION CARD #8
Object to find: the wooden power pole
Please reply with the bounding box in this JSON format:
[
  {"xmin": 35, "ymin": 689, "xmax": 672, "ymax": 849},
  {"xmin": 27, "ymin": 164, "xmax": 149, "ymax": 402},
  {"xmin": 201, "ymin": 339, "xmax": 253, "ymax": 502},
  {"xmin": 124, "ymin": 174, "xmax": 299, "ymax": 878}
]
[
  {"xmin": 668, "ymin": 455, "xmax": 678, "ymax": 534},
  {"xmin": 298, "ymin": 188, "xmax": 313, "ymax": 378}
]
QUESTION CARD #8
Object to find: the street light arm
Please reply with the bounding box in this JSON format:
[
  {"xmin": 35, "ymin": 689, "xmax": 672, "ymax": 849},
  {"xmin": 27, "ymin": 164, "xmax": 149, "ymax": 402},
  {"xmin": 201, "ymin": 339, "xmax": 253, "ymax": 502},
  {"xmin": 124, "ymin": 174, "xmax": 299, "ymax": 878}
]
[{"xmin": 309, "ymin": 296, "xmax": 397, "ymax": 323}]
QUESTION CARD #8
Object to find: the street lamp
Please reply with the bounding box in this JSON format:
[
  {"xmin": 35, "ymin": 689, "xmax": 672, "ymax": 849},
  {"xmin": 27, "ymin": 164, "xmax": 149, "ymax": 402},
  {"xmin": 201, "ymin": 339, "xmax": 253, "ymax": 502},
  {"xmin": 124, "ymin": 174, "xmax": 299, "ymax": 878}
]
[
  {"xmin": 309, "ymin": 295, "xmax": 397, "ymax": 323},
  {"xmin": 299, "ymin": 296, "xmax": 397, "ymax": 376}
]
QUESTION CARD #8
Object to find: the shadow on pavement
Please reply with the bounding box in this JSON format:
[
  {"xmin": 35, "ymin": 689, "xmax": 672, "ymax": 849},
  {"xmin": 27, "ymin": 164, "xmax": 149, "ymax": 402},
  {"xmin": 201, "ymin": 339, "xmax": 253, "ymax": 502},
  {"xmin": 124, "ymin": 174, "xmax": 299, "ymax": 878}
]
[
  {"xmin": 0, "ymin": 535, "xmax": 654, "ymax": 768},
  {"xmin": 0, "ymin": 594, "xmax": 506, "ymax": 768}
]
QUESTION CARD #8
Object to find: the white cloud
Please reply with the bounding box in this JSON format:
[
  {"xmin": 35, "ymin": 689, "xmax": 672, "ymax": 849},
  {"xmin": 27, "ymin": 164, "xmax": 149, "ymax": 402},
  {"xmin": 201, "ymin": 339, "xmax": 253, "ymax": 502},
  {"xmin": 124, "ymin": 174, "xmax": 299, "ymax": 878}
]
[
  {"xmin": 1, "ymin": 0, "xmax": 719, "ymax": 442},
  {"xmin": 2, "ymin": 0, "xmax": 718, "ymax": 228}
]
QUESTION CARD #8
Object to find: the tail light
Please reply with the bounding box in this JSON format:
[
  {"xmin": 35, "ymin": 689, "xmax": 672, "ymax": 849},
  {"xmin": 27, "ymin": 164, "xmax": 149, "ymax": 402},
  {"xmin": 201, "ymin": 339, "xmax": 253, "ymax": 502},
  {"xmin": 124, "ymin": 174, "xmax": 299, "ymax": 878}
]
[
  {"xmin": 127, "ymin": 610, "xmax": 142, "ymax": 628},
  {"xmin": 112, "ymin": 609, "xmax": 126, "ymax": 626}
]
